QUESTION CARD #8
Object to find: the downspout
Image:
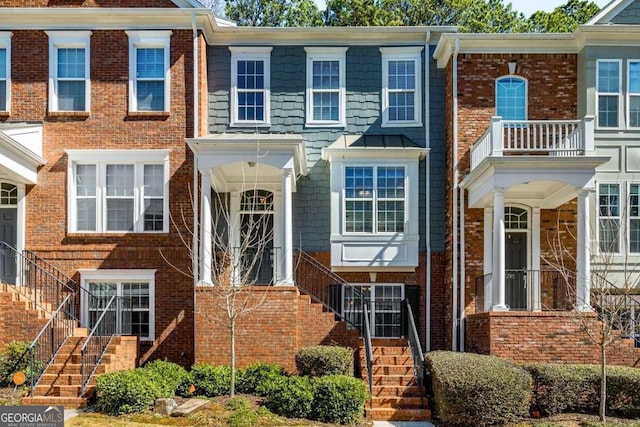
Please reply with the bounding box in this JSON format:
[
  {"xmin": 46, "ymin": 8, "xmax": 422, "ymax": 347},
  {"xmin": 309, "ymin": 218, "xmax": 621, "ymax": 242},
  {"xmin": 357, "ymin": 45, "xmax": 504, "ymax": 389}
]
[
  {"xmin": 451, "ymin": 39, "xmax": 460, "ymax": 351},
  {"xmin": 459, "ymin": 179, "xmax": 465, "ymax": 352},
  {"xmin": 424, "ymin": 31, "xmax": 431, "ymax": 352},
  {"xmin": 191, "ymin": 13, "xmax": 200, "ymax": 285}
]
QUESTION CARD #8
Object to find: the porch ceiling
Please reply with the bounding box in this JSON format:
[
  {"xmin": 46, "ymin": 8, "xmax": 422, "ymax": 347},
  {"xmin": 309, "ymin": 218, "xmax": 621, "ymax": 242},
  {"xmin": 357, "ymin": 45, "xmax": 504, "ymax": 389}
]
[
  {"xmin": 0, "ymin": 127, "xmax": 46, "ymax": 185},
  {"xmin": 462, "ymin": 156, "xmax": 609, "ymax": 209}
]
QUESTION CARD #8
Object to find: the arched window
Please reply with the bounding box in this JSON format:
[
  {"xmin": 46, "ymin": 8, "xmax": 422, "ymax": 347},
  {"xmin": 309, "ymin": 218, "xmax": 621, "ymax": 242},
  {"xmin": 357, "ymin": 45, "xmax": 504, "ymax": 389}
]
[
  {"xmin": 505, "ymin": 207, "xmax": 528, "ymax": 230},
  {"xmin": 0, "ymin": 183, "xmax": 17, "ymax": 206},
  {"xmin": 496, "ymin": 76, "xmax": 527, "ymax": 120}
]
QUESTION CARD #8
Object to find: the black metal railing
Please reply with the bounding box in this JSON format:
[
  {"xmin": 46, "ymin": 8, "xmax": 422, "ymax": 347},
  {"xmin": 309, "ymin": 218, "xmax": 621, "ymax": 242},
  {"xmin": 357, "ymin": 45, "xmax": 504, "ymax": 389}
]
[
  {"xmin": 27, "ymin": 294, "xmax": 76, "ymax": 395},
  {"xmin": 474, "ymin": 269, "xmax": 574, "ymax": 313},
  {"xmin": 592, "ymin": 274, "xmax": 640, "ymax": 348},
  {"xmin": 80, "ymin": 295, "xmax": 132, "ymax": 396},
  {"xmin": 362, "ymin": 304, "xmax": 373, "ymax": 394},
  {"xmin": 404, "ymin": 299, "xmax": 426, "ymax": 408},
  {"xmin": 294, "ymin": 249, "xmax": 363, "ymax": 329}
]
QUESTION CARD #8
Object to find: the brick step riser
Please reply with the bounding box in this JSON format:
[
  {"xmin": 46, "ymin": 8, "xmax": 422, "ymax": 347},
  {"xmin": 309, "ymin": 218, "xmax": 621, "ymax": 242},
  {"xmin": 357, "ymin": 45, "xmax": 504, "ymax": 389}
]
[
  {"xmin": 371, "ymin": 366, "xmax": 414, "ymax": 376},
  {"xmin": 45, "ymin": 365, "xmax": 106, "ymax": 376},
  {"xmin": 368, "ymin": 397, "xmax": 426, "ymax": 409},
  {"xmin": 370, "ymin": 376, "xmax": 417, "ymax": 387},
  {"xmin": 371, "ymin": 386, "xmax": 423, "ymax": 397},
  {"xmin": 365, "ymin": 348, "xmax": 412, "ymax": 356},
  {"xmin": 22, "ymin": 397, "xmax": 88, "ymax": 410},
  {"xmin": 366, "ymin": 408, "xmax": 431, "ymax": 421}
]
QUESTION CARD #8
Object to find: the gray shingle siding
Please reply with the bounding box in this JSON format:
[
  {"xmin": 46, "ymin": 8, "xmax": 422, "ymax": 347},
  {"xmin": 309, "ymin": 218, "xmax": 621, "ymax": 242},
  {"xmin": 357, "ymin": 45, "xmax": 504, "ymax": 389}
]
[{"xmin": 207, "ymin": 44, "xmax": 446, "ymax": 253}]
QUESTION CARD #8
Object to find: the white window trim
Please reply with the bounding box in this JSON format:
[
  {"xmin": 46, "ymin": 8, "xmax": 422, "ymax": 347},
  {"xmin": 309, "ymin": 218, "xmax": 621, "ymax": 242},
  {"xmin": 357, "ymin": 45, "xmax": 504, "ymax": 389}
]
[
  {"xmin": 0, "ymin": 32, "xmax": 12, "ymax": 113},
  {"xmin": 305, "ymin": 47, "xmax": 347, "ymax": 127},
  {"xmin": 229, "ymin": 46, "xmax": 272, "ymax": 127},
  {"xmin": 495, "ymin": 75, "xmax": 528, "ymax": 120},
  {"xmin": 46, "ymin": 31, "xmax": 91, "ymax": 113},
  {"xmin": 66, "ymin": 149, "xmax": 170, "ymax": 233},
  {"xmin": 627, "ymin": 60, "xmax": 640, "ymax": 130},
  {"xmin": 342, "ymin": 164, "xmax": 407, "ymax": 236},
  {"xmin": 597, "ymin": 181, "xmax": 622, "ymax": 255},
  {"xmin": 126, "ymin": 30, "xmax": 172, "ymax": 113},
  {"xmin": 79, "ymin": 269, "xmax": 156, "ymax": 341},
  {"xmin": 380, "ymin": 47, "xmax": 423, "ymax": 128},
  {"xmin": 596, "ymin": 59, "xmax": 623, "ymax": 130}
]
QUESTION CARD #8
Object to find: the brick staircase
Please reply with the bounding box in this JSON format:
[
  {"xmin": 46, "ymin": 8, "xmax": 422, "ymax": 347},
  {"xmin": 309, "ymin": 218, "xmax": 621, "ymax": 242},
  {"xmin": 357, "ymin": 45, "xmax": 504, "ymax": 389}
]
[
  {"xmin": 361, "ymin": 339, "xmax": 431, "ymax": 422},
  {"xmin": 296, "ymin": 293, "xmax": 361, "ymax": 349},
  {"xmin": 0, "ymin": 283, "xmax": 53, "ymax": 347}
]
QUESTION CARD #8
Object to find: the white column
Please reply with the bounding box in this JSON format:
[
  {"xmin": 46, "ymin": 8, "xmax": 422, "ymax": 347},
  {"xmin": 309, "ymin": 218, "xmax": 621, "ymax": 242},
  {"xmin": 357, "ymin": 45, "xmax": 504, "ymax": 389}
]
[
  {"xmin": 576, "ymin": 190, "xmax": 592, "ymax": 311},
  {"xmin": 492, "ymin": 189, "xmax": 508, "ymax": 311},
  {"xmin": 279, "ymin": 168, "xmax": 294, "ymax": 285},
  {"xmin": 483, "ymin": 207, "xmax": 493, "ymax": 312},
  {"xmin": 532, "ymin": 207, "xmax": 541, "ymax": 311},
  {"xmin": 199, "ymin": 173, "xmax": 213, "ymax": 285}
]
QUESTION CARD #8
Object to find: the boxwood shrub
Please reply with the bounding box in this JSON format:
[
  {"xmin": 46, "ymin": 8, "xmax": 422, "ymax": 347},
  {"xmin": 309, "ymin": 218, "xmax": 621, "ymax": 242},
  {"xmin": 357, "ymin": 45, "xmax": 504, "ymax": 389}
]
[
  {"xmin": 426, "ymin": 351, "xmax": 532, "ymax": 427},
  {"xmin": 95, "ymin": 369, "xmax": 162, "ymax": 415},
  {"xmin": 237, "ymin": 362, "xmax": 286, "ymax": 396},
  {"xmin": 0, "ymin": 341, "xmax": 30, "ymax": 387},
  {"xmin": 311, "ymin": 375, "xmax": 367, "ymax": 425},
  {"xmin": 606, "ymin": 365, "xmax": 640, "ymax": 418},
  {"xmin": 191, "ymin": 363, "xmax": 232, "ymax": 397},
  {"xmin": 295, "ymin": 345, "xmax": 354, "ymax": 377},
  {"xmin": 142, "ymin": 359, "xmax": 193, "ymax": 397},
  {"xmin": 263, "ymin": 375, "xmax": 313, "ymax": 419}
]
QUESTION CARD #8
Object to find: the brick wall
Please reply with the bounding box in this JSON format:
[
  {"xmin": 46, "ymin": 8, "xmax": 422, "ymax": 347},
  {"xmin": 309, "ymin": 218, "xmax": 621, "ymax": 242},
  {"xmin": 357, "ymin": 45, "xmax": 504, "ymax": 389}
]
[
  {"xmin": 466, "ymin": 312, "xmax": 640, "ymax": 368},
  {"xmin": 0, "ymin": 291, "xmax": 48, "ymax": 347},
  {"xmin": 3, "ymin": 28, "xmax": 199, "ymax": 366}
]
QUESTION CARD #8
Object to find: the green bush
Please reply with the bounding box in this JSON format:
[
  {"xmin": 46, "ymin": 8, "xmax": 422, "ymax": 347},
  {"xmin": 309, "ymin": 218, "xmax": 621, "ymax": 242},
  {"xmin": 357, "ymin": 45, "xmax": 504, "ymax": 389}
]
[
  {"xmin": 311, "ymin": 375, "xmax": 367, "ymax": 425},
  {"xmin": 524, "ymin": 363, "xmax": 599, "ymax": 416},
  {"xmin": 237, "ymin": 362, "xmax": 286, "ymax": 396},
  {"xmin": 606, "ymin": 365, "xmax": 640, "ymax": 418},
  {"xmin": 264, "ymin": 375, "xmax": 313, "ymax": 419},
  {"xmin": 142, "ymin": 359, "xmax": 193, "ymax": 397},
  {"xmin": 295, "ymin": 346, "xmax": 354, "ymax": 377},
  {"xmin": 95, "ymin": 369, "xmax": 162, "ymax": 415},
  {"xmin": 0, "ymin": 341, "xmax": 30, "ymax": 387},
  {"xmin": 426, "ymin": 351, "xmax": 532, "ymax": 427},
  {"xmin": 226, "ymin": 396, "xmax": 259, "ymax": 427},
  {"xmin": 191, "ymin": 363, "xmax": 231, "ymax": 397}
]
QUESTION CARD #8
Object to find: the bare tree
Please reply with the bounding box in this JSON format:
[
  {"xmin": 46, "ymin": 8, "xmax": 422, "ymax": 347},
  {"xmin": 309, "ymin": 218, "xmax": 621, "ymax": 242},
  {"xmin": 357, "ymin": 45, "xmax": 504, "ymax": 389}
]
[
  {"xmin": 198, "ymin": 0, "xmax": 225, "ymax": 17},
  {"xmin": 161, "ymin": 173, "xmax": 276, "ymax": 397},
  {"xmin": 544, "ymin": 202, "xmax": 640, "ymax": 423}
]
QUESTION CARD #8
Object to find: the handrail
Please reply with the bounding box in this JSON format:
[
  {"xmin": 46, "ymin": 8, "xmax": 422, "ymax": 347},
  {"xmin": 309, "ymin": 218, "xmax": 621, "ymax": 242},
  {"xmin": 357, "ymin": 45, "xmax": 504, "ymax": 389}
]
[
  {"xmin": 404, "ymin": 299, "xmax": 426, "ymax": 408},
  {"xmin": 28, "ymin": 294, "xmax": 76, "ymax": 395},
  {"xmin": 80, "ymin": 295, "xmax": 131, "ymax": 396},
  {"xmin": 362, "ymin": 304, "xmax": 373, "ymax": 394},
  {"xmin": 294, "ymin": 249, "xmax": 364, "ymax": 329}
]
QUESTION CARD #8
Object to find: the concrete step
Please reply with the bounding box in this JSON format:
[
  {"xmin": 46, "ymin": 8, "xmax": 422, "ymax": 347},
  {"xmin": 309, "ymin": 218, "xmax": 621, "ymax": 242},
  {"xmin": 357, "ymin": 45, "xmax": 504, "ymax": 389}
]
[{"xmin": 366, "ymin": 407, "xmax": 431, "ymax": 421}]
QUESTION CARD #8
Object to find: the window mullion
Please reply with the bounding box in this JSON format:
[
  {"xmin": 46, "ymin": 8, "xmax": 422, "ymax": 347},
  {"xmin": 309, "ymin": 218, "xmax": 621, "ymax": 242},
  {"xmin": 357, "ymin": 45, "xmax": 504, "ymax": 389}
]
[{"xmin": 98, "ymin": 163, "xmax": 106, "ymax": 233}]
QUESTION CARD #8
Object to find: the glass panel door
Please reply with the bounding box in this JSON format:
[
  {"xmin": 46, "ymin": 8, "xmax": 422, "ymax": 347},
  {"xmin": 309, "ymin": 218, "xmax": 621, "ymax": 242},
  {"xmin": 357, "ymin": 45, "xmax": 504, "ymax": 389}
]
[{"xmin": 373, "ymin": 285, "xmax": 403, "ymax": 337}]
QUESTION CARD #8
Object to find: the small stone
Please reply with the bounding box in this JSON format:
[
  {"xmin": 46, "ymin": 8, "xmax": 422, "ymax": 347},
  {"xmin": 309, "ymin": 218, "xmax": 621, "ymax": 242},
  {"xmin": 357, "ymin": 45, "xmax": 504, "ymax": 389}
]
[{"xmin": 154, "ymin": 398, "xmax": 177, "ymax": 416}]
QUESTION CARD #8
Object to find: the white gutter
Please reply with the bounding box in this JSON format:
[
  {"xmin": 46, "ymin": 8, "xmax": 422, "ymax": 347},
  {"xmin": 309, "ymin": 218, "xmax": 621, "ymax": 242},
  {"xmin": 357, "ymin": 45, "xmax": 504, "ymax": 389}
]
[
  {"xmin": 452, "ymin": 39, "xmax": 460, "ymax": 351},
  {"xmin": 424, "ymin": 31, "xmax": 431, "ymax": 353},
  {"xmin": 191, "ymin": 13, "xmax": 200, "ymax": 285},
  {"xmin": 459, "ymin": 181, "xmax": 465, "ymax": 352}
]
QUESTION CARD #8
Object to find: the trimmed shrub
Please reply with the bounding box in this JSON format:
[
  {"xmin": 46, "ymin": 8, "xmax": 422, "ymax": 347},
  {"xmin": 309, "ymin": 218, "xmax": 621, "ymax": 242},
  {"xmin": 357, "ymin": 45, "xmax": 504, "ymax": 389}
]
[
  {"xmin": 311, "ymin": 375, "xmax": 367, "ymax": 425},
  {"xmin": 191, "ymin": 363, "xmax": 231, "ymax": 397},
  {"xmin": 237, "ymin": 362, "xmax": 286, "ymax": 396},
  {"xmin": 95, "ymin": 369, "xmax": 162, "ymax": 415},
  {"xmin": 0, "ymin": 341, "xmax": 30, "ymax": 387},
  {"xmin": 524, "ymin": 363, "xmax": 599, "ymax": 416},
  {"xmin": 606, "ymin": 365, "xmax": 640, "ymax": 418},
  {"xmin": 426, "ymin": 351, "xmax": 532, "ymax": 427},
  {"xmin": 295, "ymin": 346, "xmax": 354, "ymax": 377},
  {"xmin": 142, "ymin": 359, "xmax": 193, "ymax": 397},
  {"xmin": 263, "ymin": 375, "xmax": 313, "ymax": 419}
]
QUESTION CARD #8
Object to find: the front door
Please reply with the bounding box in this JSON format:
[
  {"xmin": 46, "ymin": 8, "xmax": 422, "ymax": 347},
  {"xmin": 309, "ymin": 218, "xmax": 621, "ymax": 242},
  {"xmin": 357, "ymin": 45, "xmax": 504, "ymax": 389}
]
[
  {"xmin": 343, "ymin": 284, "xmax": 403, "ymax": 338},
  {"xmin": 238, "ymin": 190, "xmax": 275, "ymax": 285},
  {"xmin": 505, "ymin": 231, "xmax": 528, "ymax": 310},
  {"xmin": 0, "ymin": 208, "xmax": 17, "ymax": 284}
]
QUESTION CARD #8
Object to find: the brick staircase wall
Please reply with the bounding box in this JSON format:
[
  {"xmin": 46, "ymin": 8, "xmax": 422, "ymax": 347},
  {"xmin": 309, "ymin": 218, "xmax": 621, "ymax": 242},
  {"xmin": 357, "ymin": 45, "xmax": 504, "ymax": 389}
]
[
  {"xmin": 195, "ymin": 286, "xmax": 360, "ymax": 373},
  {"xmin": 0, "ymin": 284, "xmax": 50, "ymax": 347}
]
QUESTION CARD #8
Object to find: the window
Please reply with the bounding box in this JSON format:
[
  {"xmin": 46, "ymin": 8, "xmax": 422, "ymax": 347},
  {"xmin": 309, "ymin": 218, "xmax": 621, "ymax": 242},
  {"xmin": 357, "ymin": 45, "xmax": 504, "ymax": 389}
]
[
  {"xmin": 597, "ymin": 60, "xmax": 621, "ymax": 128},
  {"xmin": 496, "ymin": 76, "xmax": 527, "ymax": 120},
  {"xmin": 67, "ymin": 150, "xmax": 169, "ymax": 233},
  {"xmin": 0, "ymin": 183, "xmax": 17, "ymax": 206},
  {"xmin": 305, "ymin": 47, "xmax": 347, "ymax": 126},
  {"xmin": 80, "ymin": 270, "xmax": 155, "ymax": 341},
  {"xmin": 127, "ymin": 31, "xmax": 171, "ymax": 112},
  {"xmin": 599, "ymin": 183, "xmax": 620, "ymax": 253},
  {"xmin": 344, "ymin": 166, "xmax": 405, "ymax": 234},
  {"xmin": 230, "ymin": 47, "xmax": 272, "ymax": 126},
  {"xmin": 628, "ymin": 61, "xmax": 640, "ymax": 128},
  {"xmin": 630, "ymin": 183, "xmax": 640, "ymax": 253},
  {"xmin": 381, "ymin": 47, "xmax": 423, "ymax": 127},
  {"xmin": 0, "ymin": 32, "xmax": 10, "ymax": 112},
  {"xmin": 47, "ymin": 31, "xmax": 91, "ymax": 112}
]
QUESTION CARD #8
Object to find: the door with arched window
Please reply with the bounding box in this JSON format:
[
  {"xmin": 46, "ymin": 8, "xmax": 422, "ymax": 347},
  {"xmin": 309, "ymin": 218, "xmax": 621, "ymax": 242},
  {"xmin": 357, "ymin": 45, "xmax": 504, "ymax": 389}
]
[
  {"xmin": 505, "ymin": 206, "xmax": 529, "ymax": 310},
  {"xmin": 238, "ymin": 190, "xmax": 275, "ymax": 284},
  {"xmin": 0, "ymin": 183, "xmax": 18, "ymax": 284}
]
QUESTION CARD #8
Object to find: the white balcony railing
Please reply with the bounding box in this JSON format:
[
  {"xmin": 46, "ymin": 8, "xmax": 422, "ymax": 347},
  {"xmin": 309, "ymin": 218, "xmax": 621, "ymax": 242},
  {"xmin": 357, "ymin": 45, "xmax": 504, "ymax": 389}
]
[{"xmin": 470, "ymin": 116, "xmax": 596, "ymax": 170}]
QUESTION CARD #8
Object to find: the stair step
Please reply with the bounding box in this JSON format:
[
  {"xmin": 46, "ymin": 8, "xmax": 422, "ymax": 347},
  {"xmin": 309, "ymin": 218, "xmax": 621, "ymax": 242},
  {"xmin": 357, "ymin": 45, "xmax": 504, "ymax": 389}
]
[
  {"xmin": 40, "ymin": 374, "xmax": 82, "ymax": 386},
  {"xmin": 371, "ymin": 385, "xmax": 423, "ymax": 397},
  {"xmin": 22, "ymin": 396, "xmax": 88, "ymax": 409},
  {"xmin": 369, "ymin": 396, "xmax": 426, "ymax": 409},
  {"xmin": 370, "ymin": 355, "xmax": 413, "ymax": 365},
  {"xmin": 371, "ymin": 365, "xmax": 414, "ymax": 376},
  {"xmin": 371, "ymin": 374, "xmax": 417, "ymax": 386},
  {"xmin": 369, "ymin": 346, "xmax": 412, "ymax": 356},
  {"xmin": 366, "ymin": 407, "xmax": 431, "ymax": 421}
]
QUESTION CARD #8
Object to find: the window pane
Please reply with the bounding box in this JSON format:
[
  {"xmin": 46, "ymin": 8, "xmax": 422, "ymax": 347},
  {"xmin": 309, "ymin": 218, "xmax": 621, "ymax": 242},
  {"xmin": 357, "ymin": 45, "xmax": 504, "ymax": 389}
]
[
  {"xmin": 237, "ymin": 60, "xmax": 264, "ymax": 90},
  {"xmin": 345, "ymin": 200, "xmax": 373, "ymax": 233},
  {"xmin": 0, "ymin": 49, "xmax": 5, "ymax": 79},
  {"xmin": 58, "ymin": 81, "xmax": 85, "ymax": 111},
  {"xmin": 630, "ymin": 96, "xmax": 640, "ymax": 128},
  {"xmin": 388, "ymin": 60, "xmax": 415, "ymax": 90},
  {"xmin": 76, "ymin": 165, "xmax": 96, "ymax": 231},
  {"xmin": 143, "ymin": 165, "xmax": 163, "ymax": 197},
  {"xmin": 389, "ymin": 92, "xmax": 415, "ymax": 121},
  {"xmin": 598, "ymin": 95, "xmax": 619, "ymax": 128},
  {"xmin": 106, "ymin": 165, "xmax": 134, "ymax": 197},
  {"xmin": 496, "ymin": 77, "xmax": 526, "ymax": 120},
  {"xmin": 377, "ymin": 200, "xmax": 404, "ymax": 232},
  {"xmin": 312, "ymin": 92, "xmax": 339, "ymax": 121},
  {"xmin": 630, "ymin": 62, "xmax": 640, "ymax": 93},
  {"xmin": 0, "ymin": 81, "xmax": 5, "ymax": 111},
  {"xmin": 57, "ymin": 48, "xmax": 85, "ymax": 79},
  {"xmin": 0, "ymin": 183, "xmax": 17, "ymax": 205},
  {"xmin": 136, "ymin": 48, "xmax": 164, "ymax": 79},
  {"xmin": 143, "ymin": 199, "xmax": 163, "ymax": 231},
  {"xmin": 312, "ymin": 60, "xmax": 339, "ymax": 90},
  {"xmin": 597, "ymin": 61, "xmax": 619, "ymax": 93},
  {"xmin": 377, "ymin": 167, "xmax": 404, "ymax": 199},
  {"xmin": 238, "ymin": 90, "xmax": 264, "ymax": 121},
  {"xmin": 77, "ymin": 199, "xmax": 96, "ymax": 231},
  {"xmin": 631, "ymin": 184, "xmax": 640, "ymax": 253},
  {"xmin": 345, "ymin": 167, "xmax": 373, "ymax": 199},
  {"xmin": 599, "ymin": 183, "xmax": 620, "ymax": 252},
  {"xmin": 106, "ymin": 199, "xmax": 134, "ymax": 231},
  {"xmin": 136, "ymin": 81, "xmax": 164, "ymax": 111},
  {"xmin": 599, "ymin": 184, "xmax": 619, "ymax": 217},
  {"xmin": 599, "ymin": 218, "xmax": 620, "ymax": 253}
]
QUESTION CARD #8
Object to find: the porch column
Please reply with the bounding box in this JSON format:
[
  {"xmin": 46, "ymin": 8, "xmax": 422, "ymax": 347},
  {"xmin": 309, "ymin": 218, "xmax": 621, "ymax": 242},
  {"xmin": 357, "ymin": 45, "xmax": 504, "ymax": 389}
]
[
  {"xmin": 576, "ymin": 190, "xmax": 592, "ymax": 311},
  {"xmin": 532, "ymin": 207, "xmax": 541, "ymax": 311},
  {"xmin": 492, "ymin": 189, "xmax": 508, "ymax": 311},
  {"xmin": 279, "ymin": 168, "xmax": 294, "ymax": 285},
  {"xmin": 199, "ymin": 173, "xmax": 213, "ymax": 285},
  {"xmin": 483, "ymin": 207, "xmax": 493, "ymax": 312}
]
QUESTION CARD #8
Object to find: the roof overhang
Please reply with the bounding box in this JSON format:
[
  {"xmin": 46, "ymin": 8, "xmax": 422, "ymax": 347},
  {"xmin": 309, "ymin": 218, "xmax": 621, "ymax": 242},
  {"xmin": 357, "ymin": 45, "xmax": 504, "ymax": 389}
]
[
  {"xmin": 0, "ymin": 128, "xmax": 46, "ymax": 185},
  {"xmin": 322, "ymin": 134, "xmax": 428, "ymax": 162}
]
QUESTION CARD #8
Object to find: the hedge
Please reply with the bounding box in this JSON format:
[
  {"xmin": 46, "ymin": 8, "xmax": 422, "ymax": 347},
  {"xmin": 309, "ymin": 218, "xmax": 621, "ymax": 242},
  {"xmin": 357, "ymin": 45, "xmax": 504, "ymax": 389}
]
[
  {"xmin": 191, "ymin": 363, "xmax": 232, "ymax": 397},
  {"xmin": 142, "ymin": 359, "xmax": 193, "ymax": 397},
  {"xmin": 426, "ymin": 351, "xmax": 532, "ymax": 427},
  {"xmin": 95, "ymin": 369, "xmax": 163, "ymax": 415},
  {"xmin": 263, "ymin": 375, "xmax": 314, "ymax": 419},
  {"xmin": 295, "ymin": 346, "xmax": 354, "ymax": 377},
  {"xmin": 312, "ymin": 375, "xmax": 367, "ymax": 425},
  {"xmin": 236, "ymin": 362, "xmax": 286, "ymax": 396}
]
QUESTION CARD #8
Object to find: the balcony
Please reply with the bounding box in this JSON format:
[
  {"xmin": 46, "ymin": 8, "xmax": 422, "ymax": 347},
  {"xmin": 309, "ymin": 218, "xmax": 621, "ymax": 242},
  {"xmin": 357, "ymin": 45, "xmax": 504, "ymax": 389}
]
[{"xmin": 462, "ymin": 116, "xmax": 608, "ymax": 209}]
